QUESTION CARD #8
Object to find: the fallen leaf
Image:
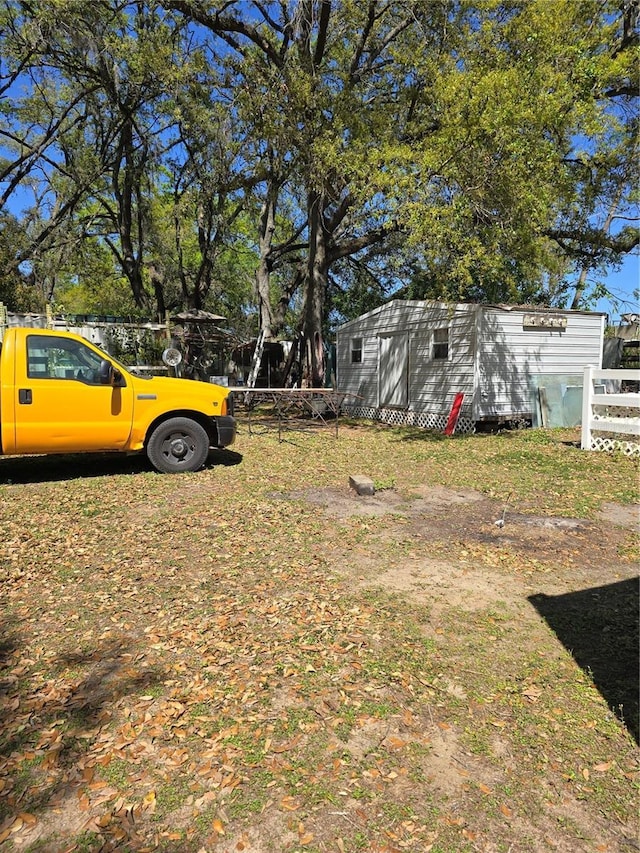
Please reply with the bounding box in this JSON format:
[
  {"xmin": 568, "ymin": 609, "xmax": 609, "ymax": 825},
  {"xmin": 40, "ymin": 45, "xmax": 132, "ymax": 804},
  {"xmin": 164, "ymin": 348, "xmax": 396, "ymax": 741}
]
[
  {"xmin": 272, "ymin": 735, "xmax": 302, "ymax": 753},
  {"xmin": 522, "ymin": 686, "xmax": 542, "ymax": 702},
  {"xmin": 142, "ymin": 790, "xmax": 157, "ymax": 812},
  {"xmin": 280, "ymin": 796, "xmax": 300, "ymax": 811}
]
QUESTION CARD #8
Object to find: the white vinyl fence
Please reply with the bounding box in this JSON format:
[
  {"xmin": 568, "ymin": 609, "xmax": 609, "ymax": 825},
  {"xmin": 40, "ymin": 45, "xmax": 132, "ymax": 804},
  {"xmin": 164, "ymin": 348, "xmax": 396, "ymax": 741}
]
[{"xmin": 581, "ymin": 366, "xmax": 640, "ymax": 457}]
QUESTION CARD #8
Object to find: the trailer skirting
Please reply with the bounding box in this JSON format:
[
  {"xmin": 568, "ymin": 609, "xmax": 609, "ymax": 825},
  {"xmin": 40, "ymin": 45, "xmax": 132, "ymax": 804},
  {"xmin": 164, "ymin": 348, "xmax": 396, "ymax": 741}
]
[{"xmin": 341, "ymin": 404, "xmax": 475, "ymax": 434}]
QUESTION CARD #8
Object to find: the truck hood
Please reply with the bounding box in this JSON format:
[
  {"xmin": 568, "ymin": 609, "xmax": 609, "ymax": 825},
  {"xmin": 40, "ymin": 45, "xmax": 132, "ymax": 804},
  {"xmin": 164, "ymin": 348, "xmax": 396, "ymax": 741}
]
[
  {"xmin": 130, "ymin": 373, "xmax": 227, "ymax": 392},
  {"xmin": 128, "ymin": 373, "xmax": 230, "ymax": 407}
]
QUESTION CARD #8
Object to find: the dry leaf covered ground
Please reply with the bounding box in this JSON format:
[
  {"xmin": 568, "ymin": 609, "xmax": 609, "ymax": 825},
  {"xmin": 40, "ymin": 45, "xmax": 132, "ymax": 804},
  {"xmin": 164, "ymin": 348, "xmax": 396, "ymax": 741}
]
[{"xmin": 0, "ymin": 420, "xmax": 638, "ymax": 853}]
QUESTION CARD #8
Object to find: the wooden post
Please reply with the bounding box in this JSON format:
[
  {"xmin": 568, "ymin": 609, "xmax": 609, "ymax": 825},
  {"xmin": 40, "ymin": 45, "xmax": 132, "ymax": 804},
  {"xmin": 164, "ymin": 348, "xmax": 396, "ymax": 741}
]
[{"xmin": 580, "ymin": 366, "xmax": 594, "ymax": 450}]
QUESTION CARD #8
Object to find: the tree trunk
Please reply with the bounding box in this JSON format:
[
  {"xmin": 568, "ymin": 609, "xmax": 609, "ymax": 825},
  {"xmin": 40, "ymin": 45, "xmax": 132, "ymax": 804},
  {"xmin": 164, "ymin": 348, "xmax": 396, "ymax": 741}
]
[
  {"xmin": 115, "ymin": 117, "xmax": 150, "ymax": 312},
  {"xmin": 303, "ymin": 189, "xmax": 326, "ymax": 387},
  {"xmin": 148, "ymin": 262, "xmax": 166, "ymax": 320},
  {"xmin": 272, "ymin": 262, "xmax": 304, "ymax": 334},
  {"xmin": 255, "ymin": 182, "xmax": 277, "ymax": 339},
  {"xmin": 193, "ymin": 201, "xmax": 213, "ymax": 311}
]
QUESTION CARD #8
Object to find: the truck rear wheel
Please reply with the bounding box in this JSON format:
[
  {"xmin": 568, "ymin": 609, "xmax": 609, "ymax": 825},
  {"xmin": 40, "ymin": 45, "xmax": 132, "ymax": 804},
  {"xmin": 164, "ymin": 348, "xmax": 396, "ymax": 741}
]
[{"xmin": 147, "ymin": 417, "xmax": 210, "ymax": 473}]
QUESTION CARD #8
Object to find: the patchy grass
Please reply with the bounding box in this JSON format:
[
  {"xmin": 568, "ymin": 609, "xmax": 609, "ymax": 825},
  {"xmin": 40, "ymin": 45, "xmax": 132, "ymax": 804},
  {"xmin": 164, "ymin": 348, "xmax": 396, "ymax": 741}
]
[{"xmin": 0, "ymin": 422, "xmax": 638, "ymax": 852}]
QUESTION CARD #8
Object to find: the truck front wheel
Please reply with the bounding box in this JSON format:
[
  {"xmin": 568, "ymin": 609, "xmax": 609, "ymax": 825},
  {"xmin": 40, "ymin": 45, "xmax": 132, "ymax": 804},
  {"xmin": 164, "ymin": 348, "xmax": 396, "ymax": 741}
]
[{"xmin": 147, "ymin": 417, "xmax": 210, "ymax": 473}]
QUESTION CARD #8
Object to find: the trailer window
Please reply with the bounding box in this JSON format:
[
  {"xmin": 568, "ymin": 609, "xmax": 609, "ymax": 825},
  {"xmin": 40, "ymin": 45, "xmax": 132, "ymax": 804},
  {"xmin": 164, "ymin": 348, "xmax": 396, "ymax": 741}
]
[
  {"xmin": 351, "ymin": 337, "xmax": 363, "ymax": 364},
  {"xmin": 433, "ymin": 328, "xmax": 449, "ymax": 360}
]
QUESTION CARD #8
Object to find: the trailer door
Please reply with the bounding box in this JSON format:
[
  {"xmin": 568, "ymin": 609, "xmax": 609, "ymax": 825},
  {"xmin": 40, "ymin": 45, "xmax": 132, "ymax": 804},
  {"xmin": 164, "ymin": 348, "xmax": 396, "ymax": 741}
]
[{"xmin": 378, "ymin": 333, "xmax": 408, "ymax": 408}]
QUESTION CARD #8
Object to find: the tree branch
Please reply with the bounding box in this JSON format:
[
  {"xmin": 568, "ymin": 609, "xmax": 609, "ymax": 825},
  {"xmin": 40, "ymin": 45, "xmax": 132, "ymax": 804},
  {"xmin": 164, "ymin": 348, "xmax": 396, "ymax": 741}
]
[
  {"xmin": 547, "ymin": 225, "xmax": 639, "ymax": 257},
  {"xmin": 328, "ymin": 223, "xmax": 397, "ymax": 264},
  {"xmin": 313, "ymin": 0, "xmax": 332, "ymax": 68},
  {"xmin": 162, "ymin": 0, "xmax": 284, "ymax": 68}
]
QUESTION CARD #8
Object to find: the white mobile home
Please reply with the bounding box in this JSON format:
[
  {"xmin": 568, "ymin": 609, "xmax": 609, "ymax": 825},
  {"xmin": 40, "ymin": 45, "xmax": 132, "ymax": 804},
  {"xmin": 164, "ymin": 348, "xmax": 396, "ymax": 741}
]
[{"xmin": 336, "ymin": 300, "xmax": 605, "ymax": 432}]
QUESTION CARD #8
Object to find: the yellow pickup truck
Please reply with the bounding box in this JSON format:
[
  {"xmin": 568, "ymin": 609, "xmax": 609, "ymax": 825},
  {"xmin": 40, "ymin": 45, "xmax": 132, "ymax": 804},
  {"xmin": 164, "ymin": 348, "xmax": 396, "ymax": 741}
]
[{"xmin": 0, "ymin": 327, "xmax": 236, "ymax": 473}]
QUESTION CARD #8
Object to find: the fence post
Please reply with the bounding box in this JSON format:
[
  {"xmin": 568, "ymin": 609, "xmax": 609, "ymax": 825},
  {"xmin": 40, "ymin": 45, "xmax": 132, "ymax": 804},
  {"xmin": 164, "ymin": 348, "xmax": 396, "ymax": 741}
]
[{"xmin": 581, "ymin": 366, "xmax": 593, "ymax": 450}]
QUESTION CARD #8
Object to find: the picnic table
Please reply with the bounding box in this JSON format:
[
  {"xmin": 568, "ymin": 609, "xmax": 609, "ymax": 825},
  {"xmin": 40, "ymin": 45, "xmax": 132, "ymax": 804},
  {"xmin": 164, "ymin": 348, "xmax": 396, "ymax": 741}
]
[{"xmin": 230, "ymin": 387, "xmax": 352, "ymax": 439}]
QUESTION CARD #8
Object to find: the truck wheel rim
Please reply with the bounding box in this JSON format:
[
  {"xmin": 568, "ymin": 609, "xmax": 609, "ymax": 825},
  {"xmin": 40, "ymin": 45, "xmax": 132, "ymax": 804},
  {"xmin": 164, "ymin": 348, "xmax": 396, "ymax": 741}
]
[{"xmin": 166, "ymin": 435, "xmax": 192, "ymax": 461}]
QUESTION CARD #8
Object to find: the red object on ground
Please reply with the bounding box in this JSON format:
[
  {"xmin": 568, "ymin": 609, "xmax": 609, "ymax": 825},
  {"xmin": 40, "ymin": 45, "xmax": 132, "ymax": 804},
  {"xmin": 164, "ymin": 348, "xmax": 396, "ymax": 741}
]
[{"xmin": 444, "ymin": 392, "xmax": 465, "ymax": 435}]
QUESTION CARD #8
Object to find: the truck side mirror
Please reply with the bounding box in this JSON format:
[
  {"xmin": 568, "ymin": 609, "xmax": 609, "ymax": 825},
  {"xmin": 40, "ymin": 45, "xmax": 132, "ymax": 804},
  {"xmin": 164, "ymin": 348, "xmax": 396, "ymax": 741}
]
[
  {"xmin": 98, "ymin": 359, "xmax": 126, "ymax": 387},
  {"xmin": 98, "ymin": 358, "xmax": 122, "ymax": 385},
  {"xmin": 99, "ymin": 359, "xmax": 114, "ymax": 385}
]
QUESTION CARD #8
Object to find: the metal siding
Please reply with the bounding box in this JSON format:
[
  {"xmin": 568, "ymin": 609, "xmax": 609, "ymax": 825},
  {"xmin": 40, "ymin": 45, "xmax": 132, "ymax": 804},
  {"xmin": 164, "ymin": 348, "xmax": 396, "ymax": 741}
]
[
  {"xmin": 407, "ymin": 308, "xmax": 475, "ymax": 416},
  {"xmin": 337, "ymin": 302, "xmax": 605, "ymax": 423},
  {"xmin": 476, "ymin": 310, "xmax": 604, "ymax": 417},
  {"xmin": 337, "ymin": 303, "xmax": 423, "ymax": 403},
  {"xmin": 338, "ymin": 301, "xmax": 476, "ymax": 416}
]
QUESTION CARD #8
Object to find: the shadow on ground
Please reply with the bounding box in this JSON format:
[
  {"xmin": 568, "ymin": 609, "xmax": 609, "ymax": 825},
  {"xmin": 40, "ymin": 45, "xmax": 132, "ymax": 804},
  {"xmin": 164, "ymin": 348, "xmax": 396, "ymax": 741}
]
[
  {"xmin": 0, "ymin": 448, "xmax": 243, "ymax": 484},
  {"xmin": 529, "ymin": 577, "xmax": 640, "ymax": 744},
  {"xmin": 0, "ymin": 623, "xmax": 167, "ymax": 830}
]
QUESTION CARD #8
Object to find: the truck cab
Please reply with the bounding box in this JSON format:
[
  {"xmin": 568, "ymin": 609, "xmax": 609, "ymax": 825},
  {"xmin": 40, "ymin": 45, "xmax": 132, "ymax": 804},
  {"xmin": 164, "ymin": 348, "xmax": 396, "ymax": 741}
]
[{"xmin": 0, "ymin": 328, "xmax": 236, "ymax": 473}]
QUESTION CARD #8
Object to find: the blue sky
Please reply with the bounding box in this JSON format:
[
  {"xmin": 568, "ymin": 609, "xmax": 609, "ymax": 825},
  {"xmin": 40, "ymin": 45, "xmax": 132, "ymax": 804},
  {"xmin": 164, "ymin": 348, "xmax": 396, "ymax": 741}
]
[{"xmin": 590, "ymin": 252, "xmax": 639, "ymax": 323}]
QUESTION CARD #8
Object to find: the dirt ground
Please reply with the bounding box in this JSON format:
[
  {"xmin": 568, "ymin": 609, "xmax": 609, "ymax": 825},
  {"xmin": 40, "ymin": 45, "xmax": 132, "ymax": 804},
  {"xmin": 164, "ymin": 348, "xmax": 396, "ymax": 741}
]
[
  {"xmin": 294, "ymin": 481, "xmax": 638, "ymax": 595},
  {"xmin": 1, "ymin": 448, "xmax": 638, "ymax": 853},
  {"xmin": 273, "ymin": 482, "xmax": 639, "ymax": 853}
]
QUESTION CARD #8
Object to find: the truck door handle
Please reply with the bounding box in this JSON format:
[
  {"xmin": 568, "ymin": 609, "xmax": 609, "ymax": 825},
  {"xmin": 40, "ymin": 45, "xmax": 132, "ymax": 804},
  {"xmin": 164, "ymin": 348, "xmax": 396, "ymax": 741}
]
[{"xmin": 18, "ymin": 389, "xmax": 32, "ymax": 405}]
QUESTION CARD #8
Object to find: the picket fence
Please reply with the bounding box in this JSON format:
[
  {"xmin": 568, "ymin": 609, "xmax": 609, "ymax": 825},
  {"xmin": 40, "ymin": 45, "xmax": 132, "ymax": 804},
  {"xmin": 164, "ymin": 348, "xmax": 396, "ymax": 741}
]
[{"xmin": 581, "ymin": 366, "xmax": 640, "ymax": 457}]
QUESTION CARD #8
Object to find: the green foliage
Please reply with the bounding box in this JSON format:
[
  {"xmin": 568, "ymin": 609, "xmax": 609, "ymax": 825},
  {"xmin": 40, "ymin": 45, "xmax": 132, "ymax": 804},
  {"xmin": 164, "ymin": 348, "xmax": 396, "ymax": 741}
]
[
  {"xmin": 0, "ymin": 0, "xmax": 636, "ymax": 333},
  {"xmin": 54, "ymin": 238, "xmax": 140, "ymax": 318},
  {"xmin": 329, "ymin": 259, "xmax": 394, "ymax": 327},
  {"xmin": 0, "ymin": 214, "xmax": 43, "ymax": 311},
  {"xmin": 101, "ymin": 326, "xmax": 165, "ymax": 366}
]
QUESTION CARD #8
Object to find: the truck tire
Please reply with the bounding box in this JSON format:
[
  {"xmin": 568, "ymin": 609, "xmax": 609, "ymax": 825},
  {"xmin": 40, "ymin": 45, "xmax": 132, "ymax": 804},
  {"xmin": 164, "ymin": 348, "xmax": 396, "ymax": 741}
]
[{"xmin": 146, "ymin": 417, "xmax": 210, "ymax": 473}]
